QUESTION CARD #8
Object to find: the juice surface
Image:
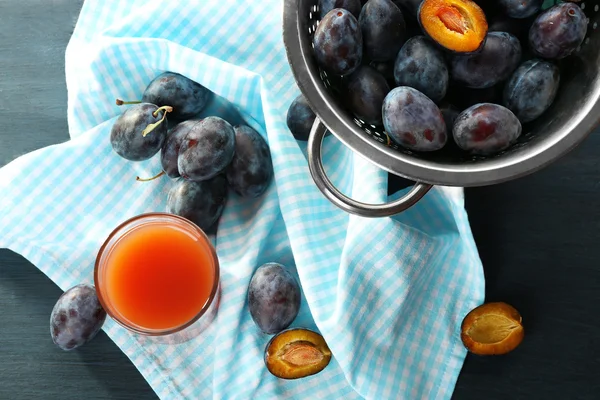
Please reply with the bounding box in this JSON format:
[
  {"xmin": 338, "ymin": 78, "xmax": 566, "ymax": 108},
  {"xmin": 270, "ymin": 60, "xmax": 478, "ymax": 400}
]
[{"xmin": 104, "ymin": 223, "xmax": 215, "ymax": 330}]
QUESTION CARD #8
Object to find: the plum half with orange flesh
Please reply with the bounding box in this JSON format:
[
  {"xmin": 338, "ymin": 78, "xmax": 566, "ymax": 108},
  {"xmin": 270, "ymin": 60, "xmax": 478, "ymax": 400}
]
[
  {"xmin": 418, "ymin": 0, "xmax": 488, "ymax": 53},
  {"xmin": 264, "ymin": 328, "xmax": 332, "ymax": 379},
  {"xmin": 461, "ymin": 302, "xmax": 524, "ymax": 355}
]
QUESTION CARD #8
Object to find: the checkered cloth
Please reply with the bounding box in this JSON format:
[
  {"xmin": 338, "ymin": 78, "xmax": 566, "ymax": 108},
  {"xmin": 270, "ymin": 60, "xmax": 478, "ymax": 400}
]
[{"xmin": 0, "ymin": 0, "xmax": 484, "ymax": 398}]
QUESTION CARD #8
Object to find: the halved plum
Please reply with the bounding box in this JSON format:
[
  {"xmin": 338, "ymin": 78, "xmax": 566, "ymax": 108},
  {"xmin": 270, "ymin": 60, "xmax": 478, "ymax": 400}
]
[
  {"xmin": 461, "ymin": 302, "xmax": 524, "ymax": 355},
  {"xmin": 264, "ymin": 328, "xmax": 332, "ymax": 380},
  {"xmin": 418, "ymin": 0, "xmax": 488, "ymax": 53}
]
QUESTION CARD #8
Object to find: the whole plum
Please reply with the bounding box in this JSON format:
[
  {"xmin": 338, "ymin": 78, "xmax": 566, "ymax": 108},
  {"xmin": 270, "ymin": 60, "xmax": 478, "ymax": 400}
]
[
  {"xmin": 382, "ymin": 86, "xmax": 447, "ymax": 151},
  {"xmin": 369, "ymin": 60, "xmax": 396, "ymax": 88},
  {"xmin": 50, "ymin": 284, "xmax": 106, "ymax": 351},
  {"xmin": 142, "ymin": 72, "xmax": 211, "ymax": 121},
  {"xmin": 450, "ymin": 32, "xmax": 522, "ymax": 89},
  {"xmin": 360, "ymin": 0, "xmax": 407, "ymax": 62},
  {"xmin": 313, "ymin": 9, "xmax": 363, "ymax": 75},
  {"xmin": 161, "ymin": 120, "xmax": 199, "ymax": 179},
  {"xmin": 529, "ymin": 3, "xmax": 587, "ymax": 60},
  {"xmin": 177, "ymin": 116, "xmax": 235, "ymax": 182},
  {"xmin": 394, "ymin": 36, "xmax": 448, "ymax": 103},
  {"xmin": 453, "ymin": 103, "xmax": 522, "ymax": 155},
  {"xmin": 319, "ymin": 0, "xmax": 362, "ymax": 18},
  {"xmin": 503, "ymin": 59, "xmax": 560, "ymax": 123},
  {"xmin": 248, "ymin": 263, "xmax": 301, "ymax": 334},
  {"xmin": 343, "ymin": 65, "xmax": 390, "ymax": 125},
  {"xmin": 286, "ymin": 95, "xmax": 316, "ymax": 141},
  {"xmin": 226, "ymin": 125, "xmax": 273, "ymax": 198},
  {"xmin": 166, "ymin": 175, "xmax": 228, "ymax": 231},
  {"xmin": 110, "ymin": 103, "xmax": 169, "ymax": 161}
]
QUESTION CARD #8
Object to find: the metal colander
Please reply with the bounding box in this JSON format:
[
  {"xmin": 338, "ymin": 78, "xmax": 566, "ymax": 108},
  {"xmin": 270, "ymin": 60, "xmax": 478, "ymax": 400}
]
[{"xmin": 283, "ymin": 0, "xmax": 600, "ymax": 217}]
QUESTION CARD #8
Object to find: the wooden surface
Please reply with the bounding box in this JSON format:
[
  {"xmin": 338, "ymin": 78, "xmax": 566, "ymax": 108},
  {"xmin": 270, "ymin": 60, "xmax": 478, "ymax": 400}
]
[{"xmin": 1, "ymin": 1, "xmax": 599, "ymax": 399}]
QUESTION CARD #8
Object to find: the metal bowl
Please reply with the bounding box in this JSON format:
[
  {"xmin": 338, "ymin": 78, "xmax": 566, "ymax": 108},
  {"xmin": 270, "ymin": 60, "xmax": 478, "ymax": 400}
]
[{"xmin": 283, "ymin": 0, "xmax": 600, "ymax": 217}]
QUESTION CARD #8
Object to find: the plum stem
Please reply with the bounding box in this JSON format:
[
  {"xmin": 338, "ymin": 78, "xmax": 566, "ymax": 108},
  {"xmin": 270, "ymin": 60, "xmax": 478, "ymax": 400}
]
[
  {"xmin": 116, "ymin": 99, "xmax": 142, "ymax": 105},
  {"xmin": 152, "ymin": 105, "xmax": 173, "ymax": 118},
  {"xmin": 385, "ymin": 134, "xmax": 392, "ymax": 147},
  {"xmin": 142, "ymin": 106, "xmax": 173, "ymax": 137},
  {"xmin": 136, "ymin": 171, "xmax": 166, "ymax": 182}
]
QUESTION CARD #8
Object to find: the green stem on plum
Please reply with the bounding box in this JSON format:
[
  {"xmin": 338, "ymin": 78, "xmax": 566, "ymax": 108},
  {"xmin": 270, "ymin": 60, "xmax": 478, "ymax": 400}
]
[
  {"xmin": 136, "ymin": 171, "xmax": 166, "ymax": 182},
  {"xmin": 142, "ymin": 106, "xmax": 173, "ymax": 137},
  {"xmin": 115, "ymin": 99, "xmax": 142, "ymax": 106}
]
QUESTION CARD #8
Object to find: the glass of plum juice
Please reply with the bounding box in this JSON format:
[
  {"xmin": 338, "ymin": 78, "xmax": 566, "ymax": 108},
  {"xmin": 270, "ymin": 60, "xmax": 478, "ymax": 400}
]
[{"xmin": 94, "ymin": 213, "xmax": 220, "ymax": 344}]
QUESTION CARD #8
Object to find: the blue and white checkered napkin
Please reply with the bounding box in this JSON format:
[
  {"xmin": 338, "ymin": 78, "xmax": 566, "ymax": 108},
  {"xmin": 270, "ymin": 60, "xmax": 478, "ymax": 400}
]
[{"xmin": 0, "ymin": 0, "xmax": 484, "ymax": 398}]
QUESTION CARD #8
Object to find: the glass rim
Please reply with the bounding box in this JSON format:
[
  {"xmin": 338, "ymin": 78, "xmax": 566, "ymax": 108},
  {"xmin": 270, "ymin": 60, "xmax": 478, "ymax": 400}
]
[{"xmin": 94, "ymin": 212, "xmax": 220, "ymax": 336}]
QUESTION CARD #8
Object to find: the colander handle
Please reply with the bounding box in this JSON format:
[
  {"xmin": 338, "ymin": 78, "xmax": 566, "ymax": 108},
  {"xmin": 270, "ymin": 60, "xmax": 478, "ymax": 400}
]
[{"xmin": 307, "ymin": 118, "xmax": 433, "ymax": 218}]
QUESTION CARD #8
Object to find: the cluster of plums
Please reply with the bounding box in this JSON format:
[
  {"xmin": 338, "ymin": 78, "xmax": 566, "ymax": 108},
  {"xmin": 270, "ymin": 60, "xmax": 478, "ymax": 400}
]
[
  {"xmin": 50, "ymin": 73, "xmax": 330, "ymax": 381},
  {"xmin": 286, "ymin": 0, "xmax": 588, "ymax": 156},
  {"xmin": 110, "ymin": 71, "xmax": 274, "ymax": 232}
]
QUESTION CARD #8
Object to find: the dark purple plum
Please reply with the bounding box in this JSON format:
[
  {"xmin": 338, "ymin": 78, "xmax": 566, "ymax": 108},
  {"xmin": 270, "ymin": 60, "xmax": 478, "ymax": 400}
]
[
  {"xmin": 394, "ymin": 36, "xmax": 448, "ymax": 103},
  {"xmin": 529, "ymin": 3, "xmax": 587, "ymax": 60},
  {"xmin": 370, "ymin": 60, "xmax": 396, "ymax": 88},
  {"xmin": 319, "ymin": 0, "xmax": 362, "ymax": 18},
  {"xmin": 359, "ymin": 0, "xmax": 407, "ymax": 62},
  {"xmin": 110, "ymin": 103, "xmax": 169, "ymax": 161},
  {"xmin": 382, "ymin": 86, "xmax": 447, "ymax": 151},
  {"xmin": 313, "ymin": 9, "xmax": 363, "ymax": 75},
  {"xmin": 498, "ymin": 0, "xmax": 542, "ymax": 19},
  {"xmin": 50, "ymin": 284, "xmax": 106, "ymax": 351},
  {"xmin": 177, "ymin": 116, "xmax": 235, "ymax": 181},
  {"xmin": 226, "ymin": 125, "xmax": 273, "ymax": 198},
  {"xmin": 343, "ymin": 65, "xmax": 390, "ymax": 125},
  {"xmin": 286, "ymin": 94, "xmax": 316, "ymax": 141},
  {"xmin": 450, "ymin": 32, "xmax": 522, "ymax": 89},
  {"xmin": 439, "ymin": 102, "xmax": 461, "ymax": 135},
  {"xmin": 142, "ymin": 72, "xmax": 211, "ymax": 121},
  {"xmin": 503, "ymin": 59, "xmax": 560, "ymax": 123},
  {"xmin": 161, "ymin": 120, "xmax": 200, "ymax": 178},
  {"xmin": 248, "ymin": 263, "xmax": 301, "ymax": 334},
  {"xmin": 166, "ymin": 175, "xmax": 228, "ymax": 231},
  {"xmin": 453, "ymin": 103, "xmax": 522, "ymax": 155}
]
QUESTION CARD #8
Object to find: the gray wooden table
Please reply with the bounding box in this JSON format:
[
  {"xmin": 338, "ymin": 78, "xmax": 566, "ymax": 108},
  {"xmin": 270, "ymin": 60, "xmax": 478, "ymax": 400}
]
[{"xmin": 1, "ymin": 1, "xmax": 599, "ymax": 399}]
